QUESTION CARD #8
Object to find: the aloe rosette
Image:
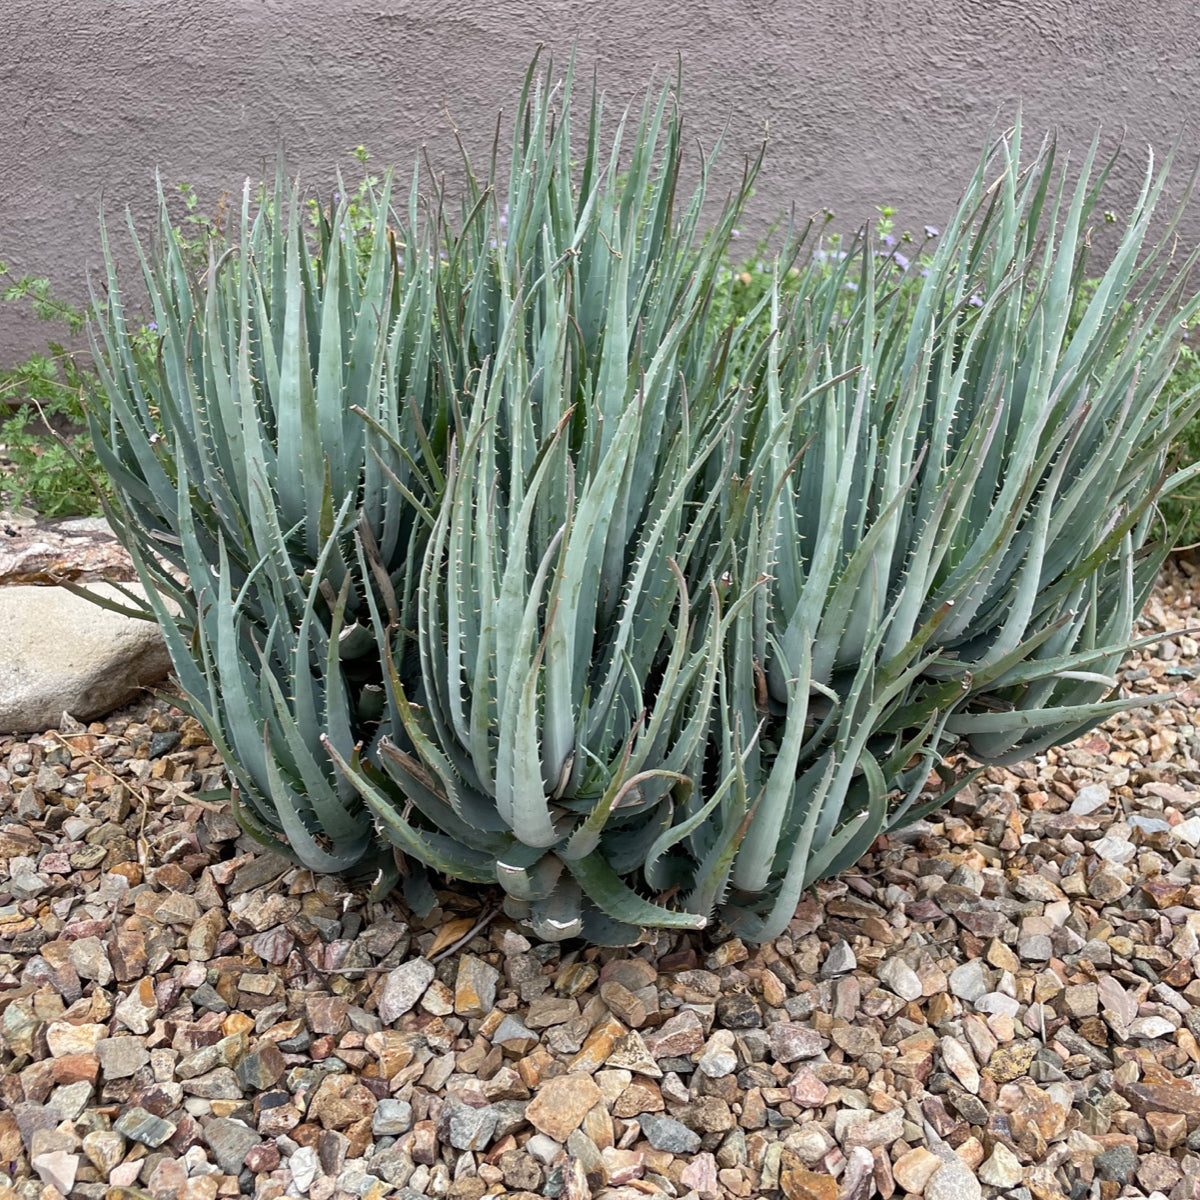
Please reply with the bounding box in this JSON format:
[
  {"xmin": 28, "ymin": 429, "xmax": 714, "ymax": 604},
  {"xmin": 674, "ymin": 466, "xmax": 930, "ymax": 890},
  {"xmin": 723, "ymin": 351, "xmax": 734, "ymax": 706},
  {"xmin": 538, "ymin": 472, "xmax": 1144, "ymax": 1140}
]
[
  {"xmin": 89, "ymin": 167, "xmax": 449, "ymax": 895},
  {"xmin": 326, "ymin": 63, "xmax": 767, "ymax": 942},
  {"xmin": 712, "ymin": 128, "xmax": 1200, "ymax": 939}
]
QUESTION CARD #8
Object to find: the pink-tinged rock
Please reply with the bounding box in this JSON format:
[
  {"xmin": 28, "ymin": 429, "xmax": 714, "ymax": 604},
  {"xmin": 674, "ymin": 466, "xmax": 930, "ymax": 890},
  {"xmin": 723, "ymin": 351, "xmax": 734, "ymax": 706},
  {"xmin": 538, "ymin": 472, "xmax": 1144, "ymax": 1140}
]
[
  {"xmin": 248, "ymin": 927, "xmax": 294, "ymax": 966},
  {"xmin": 178, "ymin": 961, "xmax": 207, "ymax": 988},
  {"xmin": 643, "ymin": 1009, "xmax": 705, "ymax": 1059},
  {"xmin": 109, "ymin": 1160, "xmax": 144, "ymax": 1187},
  {"xmin": 601, "ymin": 1147, "xmax": 645, "ymax": 1187},
  {"xmin": 31, "ymin": 1149, "xmax": 78, "ymax": 1196},
  {"xmin": 243, "ymin": 1140, "xmax": 281, "ymax": 1175},
  {"xmin": 769, "ymin": 1023, "xmax": 828, "ymax": 1063},
  {"xmin": 148, "ymin": 1156, "xmax": 187, "ymax": 1197},
  {"xmin": 962, "ymin": 1013, "xmax": 997, "ymax": 1065},
  {"xmin": 1098, "ymin": 976, "xmax": 1137, "ymax": 1028},
  {"xmin": 788, "ymin": 1067, "xmax": 829, "ymax": 1107},
  {"xmin": 940, "ymin": 1036, "xmax": 980, "ymax": 1094},
  {"xmin": 681, "ymin": 1151, "xmax": 719, "ymax": 1196},
  {"xmin": 839, "ymin": 1146, "xmax": 876, "ymax": 1200}
]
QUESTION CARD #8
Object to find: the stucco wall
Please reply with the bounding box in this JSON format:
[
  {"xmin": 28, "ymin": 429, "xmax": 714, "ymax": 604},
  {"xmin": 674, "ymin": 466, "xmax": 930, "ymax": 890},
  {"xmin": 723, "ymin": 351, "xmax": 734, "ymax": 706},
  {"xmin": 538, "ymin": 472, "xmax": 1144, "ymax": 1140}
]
[{"xmin": 3, "ymin": 1, "xmax": 1199, "ymax": 365}]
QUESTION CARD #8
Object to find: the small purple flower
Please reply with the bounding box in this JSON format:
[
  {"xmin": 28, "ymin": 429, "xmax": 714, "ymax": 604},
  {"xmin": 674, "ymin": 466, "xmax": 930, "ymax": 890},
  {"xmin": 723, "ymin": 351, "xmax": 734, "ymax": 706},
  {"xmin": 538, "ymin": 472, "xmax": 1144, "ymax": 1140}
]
[
  {"xmin": 919, "ymin": 268, "xmax": 930, "ymax": 278},
  {"xmin": 881, "ymin": 233, "xmax": 896, "ymax": 249},
  {"xmin": 147, "ymin": 321, "xmax": 158, "ymax": 332},
  {"xmin": 924, "ymin": 226, "xmax": 939, "ymax": 239},
  {"xmin": 893, "ymin": 252, "xmax": 910, "ymax": 271},
  {"xmin": 968, "ymin": 294, "xmax": 983, "ymax": 308},
  {"xmin": 731, "ymin": 228, "xmax": 741, "ymax": 239}
]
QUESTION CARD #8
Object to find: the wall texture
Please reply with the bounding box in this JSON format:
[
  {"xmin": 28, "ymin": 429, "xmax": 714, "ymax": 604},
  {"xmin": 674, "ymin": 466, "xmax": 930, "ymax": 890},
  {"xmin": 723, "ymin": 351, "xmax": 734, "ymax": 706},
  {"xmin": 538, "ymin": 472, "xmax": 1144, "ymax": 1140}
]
[{"xmin": 3, "ymin": 0, "xmax": 1200, "ymax": 365}]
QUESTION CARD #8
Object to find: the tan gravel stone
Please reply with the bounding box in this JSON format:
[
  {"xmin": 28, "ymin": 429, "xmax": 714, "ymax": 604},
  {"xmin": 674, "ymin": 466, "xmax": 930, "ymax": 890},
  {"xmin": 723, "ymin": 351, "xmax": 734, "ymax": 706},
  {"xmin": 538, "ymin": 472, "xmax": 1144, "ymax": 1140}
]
[
  {"xmin": 780, "ymin": 1155, "xmax": 839, "ymax": 1200},
  {"xmin": 44, "ymin": 1022, "xmax": 106, "ymax": 1057},
  {"xmin": 454, "ymin": 954, "xmax": 500, "ymax": 1017},
  {"xmin": 978, "ymin": 1142, "xmax": 1023, "ymax": 1187},
  {"xmin": 599, "ymin": 980, "xmax": 648, "ymax": 1027},
  {"xmin": 569, "ymin": 1015, "xmax": 626, "ymax": 1073},
  {"xmin": 1119, "ymin": 1074, "xmax": 1200, "ymax": 1130},
  {"xmin": 892, "ymin": 1147, "xmax": 942, "ymax": 1194},
  {"xmin": 613, "ymin": 1078, "xmax": 664, "ymax": 1118},
  {"xmin": 940, "ymin": 1036, "xmax": 980, "ymax": 1094},
  {"xmin": 526, "ymin": 1072, "xmax": 603, "ymax": 1142},
  {"xmin": 187, "ymin": 908, "xmax": 226, "ymax": 961},
  {"xmin": 1147, "ymin": 1109, "xmax": 1187, "ymax": 1151}
]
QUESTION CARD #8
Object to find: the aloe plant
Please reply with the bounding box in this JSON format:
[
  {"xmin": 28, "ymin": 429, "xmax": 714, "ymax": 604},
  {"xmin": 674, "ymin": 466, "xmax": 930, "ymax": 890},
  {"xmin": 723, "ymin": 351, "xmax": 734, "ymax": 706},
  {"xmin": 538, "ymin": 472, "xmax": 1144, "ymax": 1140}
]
[
  {"xmin": 324, "ymin": 62, "xmax": 770, "ymax": 941},
  {"xmin": 89, "ymin": 59, "xmax": 759, "ymax": 919},
  {"xmin": 328, "ymin": 114, "xmax": 1200, "ymax": 942},
  {"xmin": 89, "ymin": 164, "xmax": 450, "ymax": 897},
  {"xmin": 91, "ymin": 56, "xmax": 1200, "ymax": 943},
  {"xmin": 708, "ymin": 130, "xmax": 1200, "ymax": 939}
]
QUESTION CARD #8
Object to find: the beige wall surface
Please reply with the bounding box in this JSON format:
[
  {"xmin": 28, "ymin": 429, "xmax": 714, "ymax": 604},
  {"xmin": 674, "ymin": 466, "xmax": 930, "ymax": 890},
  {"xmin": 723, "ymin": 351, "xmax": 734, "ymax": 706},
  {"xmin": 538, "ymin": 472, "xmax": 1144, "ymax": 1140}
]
[{"xmin": 3, "ymin": 1, "xmax": 1199, "ymax": 365}]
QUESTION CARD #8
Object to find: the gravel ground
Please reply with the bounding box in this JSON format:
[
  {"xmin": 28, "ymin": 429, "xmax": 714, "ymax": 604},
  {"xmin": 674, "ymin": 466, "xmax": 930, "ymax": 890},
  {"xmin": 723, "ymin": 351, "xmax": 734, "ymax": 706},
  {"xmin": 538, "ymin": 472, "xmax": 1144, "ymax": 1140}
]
[{"xmin": 3, "ymin": 557, "xmax": 1200, "ymax": 1200}]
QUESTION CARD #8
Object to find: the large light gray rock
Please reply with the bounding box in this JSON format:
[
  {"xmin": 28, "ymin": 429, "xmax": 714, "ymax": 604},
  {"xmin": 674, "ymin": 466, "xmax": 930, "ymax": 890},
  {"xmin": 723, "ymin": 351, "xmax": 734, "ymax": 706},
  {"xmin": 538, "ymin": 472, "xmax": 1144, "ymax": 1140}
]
[{"xmin": 0, "ymin": 582, "xmax": 173, "ymax": 734}]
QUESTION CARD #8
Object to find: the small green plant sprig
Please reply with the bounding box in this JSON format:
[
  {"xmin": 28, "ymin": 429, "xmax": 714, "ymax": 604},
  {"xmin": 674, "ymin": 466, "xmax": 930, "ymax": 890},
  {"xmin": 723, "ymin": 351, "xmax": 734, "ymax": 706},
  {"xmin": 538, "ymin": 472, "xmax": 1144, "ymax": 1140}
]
[
  {"xmin": 305, "ymin": 145, "xmax": 385, "ymax": 262},
  {"xmin": 0, "ymin": 260, "xmax": 103, "ymax": 517},
  {"xmin": 716, "ymin": 204, "xmax": 943, "ymax": 335},
  {"xmin": 0, "ymin": 179, "xmax": 233, "ymax": 518}
]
